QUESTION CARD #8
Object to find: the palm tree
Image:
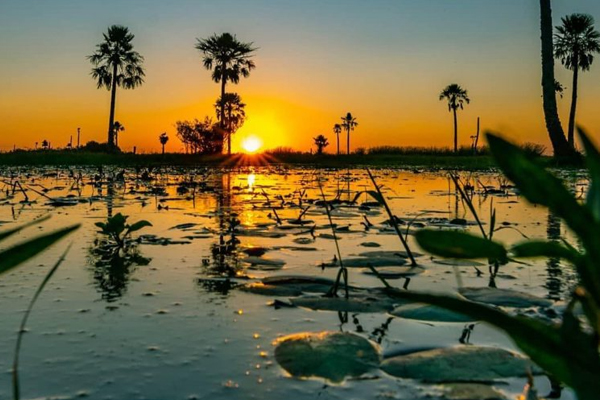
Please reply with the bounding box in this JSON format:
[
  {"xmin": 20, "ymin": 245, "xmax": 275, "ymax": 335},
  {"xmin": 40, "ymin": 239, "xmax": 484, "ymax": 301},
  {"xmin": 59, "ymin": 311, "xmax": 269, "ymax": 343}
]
[
  {"xmin": 340, "ymin": 113, "xmax": 358, "ymax": 155},
  {"xmin": 195, "ymin": 33, "xmax": 256, "ymax": 147},
  {"xmin": 313, "ymin": 134, "xmax": 329, "ymax": 155},
  {"xmin": 88, "ymin": 25, "xmax": 145, "ymax": 148},
  {"xmin": 214, "ymin": 92, "xmax": 246, "ymax": 155},
  {"xmin": 554, "ymin": 13, "xmax": 600, "ymax": 147},
  {"xmin": 112, "ymin": 121, "xmax": 124, "ymax": 147},
  {"xmin": 159, "ymin": 132, "xmax": 169, "ymax": 154},
  {"xmin": 332, "ymin": 124, "xmax": 342, "ymax": 155},
  {"xmin": 439, "ymin": 84, "xmax": 470, "ymax": 152},
  {"xmin": 539, "ymin": 0, "xmax": 572, "ymax": 157}
]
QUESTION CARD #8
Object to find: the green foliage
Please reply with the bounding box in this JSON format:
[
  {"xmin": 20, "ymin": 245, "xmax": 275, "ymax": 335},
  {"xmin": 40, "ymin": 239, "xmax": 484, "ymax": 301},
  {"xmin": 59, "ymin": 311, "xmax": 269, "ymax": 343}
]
[
  {"xmin": 399, "ymin": 127, "xmax": 600, "ymax": 400},
  {"xmin": 95, "ymin": 213, "xmax": 151, "ymax": 249}
]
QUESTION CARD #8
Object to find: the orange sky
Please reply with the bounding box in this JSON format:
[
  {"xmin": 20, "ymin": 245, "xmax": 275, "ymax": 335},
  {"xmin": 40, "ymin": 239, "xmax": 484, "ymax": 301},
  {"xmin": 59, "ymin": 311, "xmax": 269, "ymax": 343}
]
[{"xmin": 2, "ymin": 0, "xmax": 600, "ymax": 153}]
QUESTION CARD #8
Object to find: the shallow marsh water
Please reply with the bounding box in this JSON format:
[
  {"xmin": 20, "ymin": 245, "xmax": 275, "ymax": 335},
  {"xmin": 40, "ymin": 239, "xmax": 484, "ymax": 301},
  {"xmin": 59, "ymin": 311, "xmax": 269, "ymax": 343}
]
[{"xmin": 0, "ymin": 167, "xmax": 584, "ymax": 400}]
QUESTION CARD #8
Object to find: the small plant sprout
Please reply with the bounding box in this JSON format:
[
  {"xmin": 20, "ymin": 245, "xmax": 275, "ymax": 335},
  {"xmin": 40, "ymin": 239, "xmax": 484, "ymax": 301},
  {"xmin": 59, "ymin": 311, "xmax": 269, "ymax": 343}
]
[{"xmin": 95, "ymin": 213, "xmax": 152, "ymax": 251}]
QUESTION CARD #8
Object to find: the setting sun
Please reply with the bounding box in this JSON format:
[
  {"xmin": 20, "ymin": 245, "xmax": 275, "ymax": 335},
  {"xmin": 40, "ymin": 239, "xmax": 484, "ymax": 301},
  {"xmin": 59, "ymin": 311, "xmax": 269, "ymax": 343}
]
[{"xmin": 241, "ymin": 136, "xmax": 262, "ymax": 153}]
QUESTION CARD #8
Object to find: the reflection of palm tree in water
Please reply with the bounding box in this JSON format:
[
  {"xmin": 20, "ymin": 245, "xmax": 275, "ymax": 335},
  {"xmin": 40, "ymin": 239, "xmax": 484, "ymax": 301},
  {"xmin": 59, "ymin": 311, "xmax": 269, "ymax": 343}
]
[{"xmin": 546, "ymin": 211, "xmax": 563, "ymax": 300}]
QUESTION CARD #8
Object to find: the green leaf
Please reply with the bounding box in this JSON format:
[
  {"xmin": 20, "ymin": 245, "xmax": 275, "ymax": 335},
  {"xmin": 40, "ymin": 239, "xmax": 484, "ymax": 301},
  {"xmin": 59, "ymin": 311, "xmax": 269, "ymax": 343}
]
[
  {"xmin": 384, "ymin": 288, "xmax": 600, "ymax": 397},
  {"xmin": 106, "ymin": 213, "xmax": 127, "ymax": 235},
  {"xmin": 126, "ymin": 220, "xmax": 152, "ymax": 234},
  {"xmin": 578, "ymin": 126, "xmax": 600, "ymax": 222},
  {"xmin": 0, "ymin": 215, "xmax": 51, "ymax": 242},
  {"xmin": 0, "ymin": 224, "xmax": 80, "ymax": 276},
  {"xmin": 415, "ymin": 230, "xmax": 507, "ymax": 263},
  {"xmin": 487, "ymin": 133, "xmax": 600, "ymax": 305},
  {"xmin": 511, "ymin": 240, "xmax": 580, "ymax": 263}
]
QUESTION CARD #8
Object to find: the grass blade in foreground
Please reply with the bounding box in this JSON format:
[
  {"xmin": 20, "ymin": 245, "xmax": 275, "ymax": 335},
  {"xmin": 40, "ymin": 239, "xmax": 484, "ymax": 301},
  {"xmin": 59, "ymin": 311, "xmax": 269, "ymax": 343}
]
[
  {"xmin": 0, "ymin": 215, "xmax": 51, "ymax": 242},
  {"xmin": 12, "ymin": 244, "xmax": 73, "ymax": 400},
  {"xmin": 383, "ymin": 289, "xmax": 600, "ymax": 400},
  {"xmin": 0, "ymin": 224, "xmax": 80, "ymax": 276},
  {"xmin": 415, "ymin": 230, "xmax": 507, "ymax": 263}
]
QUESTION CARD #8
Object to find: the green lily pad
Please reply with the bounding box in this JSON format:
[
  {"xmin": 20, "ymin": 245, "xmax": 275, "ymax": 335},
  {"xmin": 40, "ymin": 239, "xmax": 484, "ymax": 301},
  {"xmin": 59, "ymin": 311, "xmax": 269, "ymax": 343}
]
[
  {"xmin": 459, "ymin": 287, "xmax": 552, "ymax": 308},
  {"xmin": 274, "ymin": 331, "xmax": 381, "ymax": 382},
  {"xmin": 290, "ymin": 291, "xmax": 401, "ymax": 313},
  {"xmin": 390, "ymin": 303, "xmax": 477, "ymax": 323},
  {"xmin": 362, "ymin": 266, "xmax": 425, "ymax": 279},
  {"xmin": 381, "ymin": 346, "xmax": 540, "ymax": 382}
]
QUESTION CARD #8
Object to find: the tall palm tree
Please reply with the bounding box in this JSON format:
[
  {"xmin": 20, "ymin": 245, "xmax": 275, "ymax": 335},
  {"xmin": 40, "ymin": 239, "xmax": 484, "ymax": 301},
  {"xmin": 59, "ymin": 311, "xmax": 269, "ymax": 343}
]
[
  {"xmin": 340, "ymin": 113, "xmax": 358, "ymax": 155},
  {"xmin": 88, "ymin": 25, "xmax": 145, "ymax": 148},
  {"xmin": 112, "ymin": 121, "xmax": 124, "ymax": 147},
  {"xmin": 159, "ymin": 132, "xmax": 169, "ymax": 154},
  {"xmin": 214, "ymin": 92, "xmax": 246, "ymax": 155},
  {"xmin": 554, "ymin": 13, "xmax": 600, "ymax": 147},
  {"xmin": 539, "ymin": 0, "xmax": 572, "ymax": 157},
  {"xmin": 195, "ymin": 33, "xmax": 256, "ymax": 148},
  {"xmin": 313, "ymin": 134, "xmax": 329, "ymax": 154},
  {"xmin": 332, "ymin": 124, "xmax": 342, "ymax": 155},
  {"xmin": 439, "ymin": 84, "xmax": 470, "ymax": 152}
]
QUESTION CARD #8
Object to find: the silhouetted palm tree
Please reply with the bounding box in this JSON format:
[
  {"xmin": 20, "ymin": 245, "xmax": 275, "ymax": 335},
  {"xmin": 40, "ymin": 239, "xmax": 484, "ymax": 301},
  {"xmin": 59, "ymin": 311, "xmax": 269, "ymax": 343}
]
[
  {"xmin": 313, "ymin": 134, "xmax": 329, "ymax": 154},
  {"xmin": 333, "ymin": 124, "xmax": 342, "ymax": 155},
  {"xmin": 555, "ymin": 13, "xmax": 600, "ymax": 147},
  {"xmin": 41, "ymin": 140, "xmax": 49, "ymax": 150},
  {"xmin": 340, "ymin": 113, "xmax": 358, "ymax": 155},
  {"xmin": 195, "ymin": 33, "xmax": 256, "ymax": 142},
  {"xmin": 159, "ymin": 132, "xmax": 169, "ymax": 154},
  {"xmin": 439, "ymin": 84, "xmax": 470, "ymax": 152},
  {"xmin": 88, "ymin": 25, "xmax": 145, "ymax": 148},
  {"xmin": 214, "ymin": 92, "xmax": 246, "ymax": 155},
  {"xmin": 539, "ymin": 0, "xmax": 572, "ymax": 157},
  {"xmin": 113, "ymin": 121, "xmax": 124, "ymax": 147}
]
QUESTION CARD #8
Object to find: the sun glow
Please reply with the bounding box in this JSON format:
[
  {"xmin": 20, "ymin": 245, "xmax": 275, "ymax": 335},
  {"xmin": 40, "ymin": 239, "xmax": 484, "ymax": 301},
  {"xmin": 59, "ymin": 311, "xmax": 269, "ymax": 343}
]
[{"xmin": 241, "ymin": 136, "xmax": 262, "ymax": 153}]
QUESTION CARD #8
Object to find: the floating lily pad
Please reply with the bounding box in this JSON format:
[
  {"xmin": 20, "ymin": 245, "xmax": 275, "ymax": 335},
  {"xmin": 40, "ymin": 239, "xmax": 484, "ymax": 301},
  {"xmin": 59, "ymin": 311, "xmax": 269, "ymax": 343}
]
[
  {"xmin": 358, "ymin": 250, "xmax": 424, "ymax": 258},
  {"xmin": 360, "ymin": 242, "xmax": 381, "ymax": 248},
  {"xmin": 290, "ymin": 291, "xmax": 401, "ymax": 313},
  {"xmin": 390, "ymin": 303, "xmax": 476, "ymax": 322},
  {"xmin": 343, "ymin": 257, "xmax": 408, "ymax": 268},
  {"xmin": 362, "ymin": 266, "xmax": 425, "ymax": 279},
  {"xmin": 459, "ymin": 287, "xmax": 552, "ymax": 308},
  {"xmin": 242, "ymin": 256, "xmax": 286, "ymax": 270},
  {"xmin": 274, "ymin": 331, "xmax": 381, "ymax": 382},
  {"xmin": 437, "ymin": 383, "xmax": 507, "ymax": 400},
  {"xmin": 381, "ymin": 346, "xmax": 540, "ymax": 382},
  {"xmin": 241, "ymin": 276, "xmax": 336, "ymax": 296},
  {"xmin": 433, "ymin": 259, "xmax": 486, "ymax": 267}
]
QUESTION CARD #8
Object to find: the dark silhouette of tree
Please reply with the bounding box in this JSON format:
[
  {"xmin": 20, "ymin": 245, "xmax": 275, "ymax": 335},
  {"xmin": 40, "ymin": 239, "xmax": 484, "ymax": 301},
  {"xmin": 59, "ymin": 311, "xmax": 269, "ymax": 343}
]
[
  {"xmin": 340, "ymin": 113, "xmax": 358, "ymax": 155},
  {"xmin": 195, "ymin": 32, "xmax": 256, "ymax": 153},
  {"xmin": 88, "ymin": 25, "xmax": 145, "ymax": 148},
  {"xmin": 214, "ymin": 93, "xmax": 246, "ymax": 155},
  {"xmin": 41, "ymin": 140, "xmax": 49, "ymax": 150},
  {"xmin": 175, "ymin": 117, "xmax": 223, "ymax": 154},
  {"xmin": 313, "ymin": 134, "xmax": 329, "ymax": 154},
  {"xmin": 159, "ymin": 132, "xmax": 169, "ymax": 154},
  {"xmin": 112, "ymin": 121, "xmax": 124, "ymax": 147},
  {"xmin": 439, "ymin": 84, "xmax": 470, "ymax": 152},
  {"xmin": 333, "ymin": 123, "xmax": 342, "ymax": 155},
  {"xmin": 555, "ymin": 13, "xmax": 600, "ymax": 147},
  {"xmin": 540, "ymin": 0, "xmax": 573, "ymax": 157}
]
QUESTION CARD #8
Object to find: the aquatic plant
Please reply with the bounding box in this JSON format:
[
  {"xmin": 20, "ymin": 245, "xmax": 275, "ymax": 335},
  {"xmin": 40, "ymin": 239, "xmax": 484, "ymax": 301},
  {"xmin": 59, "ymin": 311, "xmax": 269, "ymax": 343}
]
[
  {"xmin": 387, "ymin": 127, "xmax": 600, "ymax": 400},
  {"xmin": 94, "ymin": 213, "xmax": 152, "ymax": 251}
]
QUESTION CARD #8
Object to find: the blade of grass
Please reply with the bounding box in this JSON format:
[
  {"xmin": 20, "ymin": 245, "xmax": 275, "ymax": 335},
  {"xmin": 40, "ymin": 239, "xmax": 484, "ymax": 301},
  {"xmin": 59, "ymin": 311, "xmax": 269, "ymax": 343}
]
[
  {"xmin": 13, "ymin": 243, "xmax": 73, "ymax": 400},
  {"xmin": 0, "ymin": 224, "xmax": 80, "ymax": 276},
  {"xmin": 0, "ymin": 215, "xmax": 51, "ymax": 241},
  {"xmin": 366, "ymin": 168, "xmax": 417, "ymax": 266}
]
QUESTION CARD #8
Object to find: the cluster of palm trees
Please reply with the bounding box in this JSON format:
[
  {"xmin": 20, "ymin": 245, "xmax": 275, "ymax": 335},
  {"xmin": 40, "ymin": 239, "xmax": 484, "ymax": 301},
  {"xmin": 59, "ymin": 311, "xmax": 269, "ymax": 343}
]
[
  {"xmin": 438, "ymin": 5, "xmax": 600, "ymax": 155},
  {"xmin": 89, "ymin": 27, "xmax": 255, "ymax": 154},
  {"xmin": 330, "ymin": 113, "xmax": 358, "ymax": 155}
]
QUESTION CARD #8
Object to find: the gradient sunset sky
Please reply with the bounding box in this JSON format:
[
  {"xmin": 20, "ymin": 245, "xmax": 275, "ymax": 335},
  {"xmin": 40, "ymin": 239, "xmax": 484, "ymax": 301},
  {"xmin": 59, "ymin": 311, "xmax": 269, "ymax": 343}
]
[{"xmin": 1, "ymin": 0, "xmax": 600, "ymax": 153}]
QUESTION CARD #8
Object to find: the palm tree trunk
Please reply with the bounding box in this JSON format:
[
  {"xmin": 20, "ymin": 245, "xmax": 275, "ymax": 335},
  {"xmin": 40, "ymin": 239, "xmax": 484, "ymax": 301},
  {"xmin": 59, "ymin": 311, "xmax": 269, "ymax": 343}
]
[
  {"xmin": 347, "ymin": 128, "xmax": 350, "ymax": 155},
  {"xmin": 453, "ymin": 108, "xmax": 458, "ymax": 153},
  {"xmin": 336, "ymin": 134, "xmax": 339, "ymax": 155},
  {"xmin": 107, "ymin": 63, "xmax": 118, "ymax": 148},
  {"xmin": 568, "ymin": 60, "xmax": 579, "ymax": 147},
  {"xmin": 228, "ymin": 107, "xmax": 232, "ymax": 155},
  {"xmin": 540, "ymin": 0, "xmax": 572, "ymax": 157},
  {"xmin": 220, "ymin": 77, "xmax": 227, "ymax": 155},
  {"xmin": 162, "ymin": 144, "xmax": 165, "ymax": 155}
]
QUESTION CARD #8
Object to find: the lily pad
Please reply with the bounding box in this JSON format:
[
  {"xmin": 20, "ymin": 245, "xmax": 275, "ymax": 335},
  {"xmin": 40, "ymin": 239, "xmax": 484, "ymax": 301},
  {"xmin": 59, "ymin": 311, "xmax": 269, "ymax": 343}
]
[
  {"xmin": 241, "ymin": 276, "xmax": 336, "ymax": 296},
  {"xmin": 274, "ymin": 331, "xmax": 381, "ymax": 382},
  {"xmin": 343, "ymin": 257, "xmax": 408, "ymax": 268},
  {"xmin": 381, "ymin": 346, "xmax": 540, "ymax": 382},
  {"xmin": 390, "ymin": 303, "xmax": 476, "ymax": 322},
  {"xmin": 362, "ymin": 266, "xmax": 425, "ymax": 279},
  {"xmin": 242, "ymin": 256, "xmax": 286, "ymax": 270},
  {"xmin": 459, "ymin": 287, "xmax": 552, "ymax": 308},
  {"xmin": 437, "ymin": 383, "xmax": 507, "ymax": 400},
  {"xmin": 290, "ymin": 291, "xmax": 401, "ymax": 313},
  {"xmin": 433, "ymin": 259, "xmax": 486, "ymax": 267}
]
